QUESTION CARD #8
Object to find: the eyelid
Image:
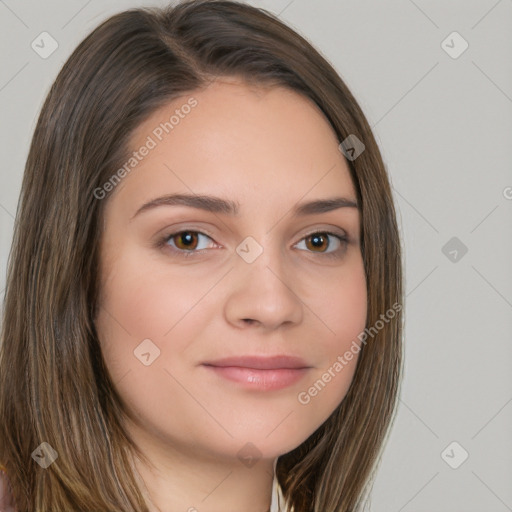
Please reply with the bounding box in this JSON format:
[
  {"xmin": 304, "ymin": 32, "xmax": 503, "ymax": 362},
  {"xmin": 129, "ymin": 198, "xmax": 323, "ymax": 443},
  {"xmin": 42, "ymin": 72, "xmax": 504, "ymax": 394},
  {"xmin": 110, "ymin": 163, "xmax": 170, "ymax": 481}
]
[
  {"xmin": 300, "ymin": 226, "xmax": 348, "ymax": 241},
  {"xmin": 158, "ymin": 223, "xmax": 348, "ymax": 242},
  {"xmin": 157, "ymin": 224, "xmax": 350, "ymax": 259}
]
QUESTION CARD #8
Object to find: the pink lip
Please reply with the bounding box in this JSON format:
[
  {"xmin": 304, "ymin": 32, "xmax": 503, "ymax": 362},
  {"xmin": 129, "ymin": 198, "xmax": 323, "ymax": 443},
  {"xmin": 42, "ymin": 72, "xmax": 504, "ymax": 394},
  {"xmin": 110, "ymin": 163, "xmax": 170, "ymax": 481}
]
[
  {"xmin": 202, "ymin": 355, "xmax": 310, "ymax": 370},
  {"xmin": 201, "ymin": 355, "xmax": 311, "ymax": 391}
]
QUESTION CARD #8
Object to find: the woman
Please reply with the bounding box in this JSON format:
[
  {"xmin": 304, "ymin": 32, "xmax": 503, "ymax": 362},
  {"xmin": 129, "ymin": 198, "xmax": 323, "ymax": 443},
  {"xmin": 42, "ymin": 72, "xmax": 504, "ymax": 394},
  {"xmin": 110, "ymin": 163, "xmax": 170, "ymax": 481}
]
[{"xmin": 0, "ymin": 1, "xmax": 403, "ymax": 510}]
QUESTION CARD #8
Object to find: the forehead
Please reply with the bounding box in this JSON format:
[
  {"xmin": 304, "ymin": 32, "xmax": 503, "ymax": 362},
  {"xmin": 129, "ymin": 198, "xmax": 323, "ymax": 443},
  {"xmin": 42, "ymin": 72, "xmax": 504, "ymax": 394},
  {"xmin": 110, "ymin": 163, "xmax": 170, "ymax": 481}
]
[{"xmin": 109, "ymin": 78, "xmax": 357, "ymax": 217}]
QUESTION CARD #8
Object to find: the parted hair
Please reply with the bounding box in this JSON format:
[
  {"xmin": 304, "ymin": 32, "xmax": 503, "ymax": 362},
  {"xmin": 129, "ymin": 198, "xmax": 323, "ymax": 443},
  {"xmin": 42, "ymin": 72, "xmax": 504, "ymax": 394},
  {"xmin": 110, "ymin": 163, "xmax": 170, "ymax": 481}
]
[{"xmin": 0, "ymin": 1, "xmax": 403, "ymax": 510}]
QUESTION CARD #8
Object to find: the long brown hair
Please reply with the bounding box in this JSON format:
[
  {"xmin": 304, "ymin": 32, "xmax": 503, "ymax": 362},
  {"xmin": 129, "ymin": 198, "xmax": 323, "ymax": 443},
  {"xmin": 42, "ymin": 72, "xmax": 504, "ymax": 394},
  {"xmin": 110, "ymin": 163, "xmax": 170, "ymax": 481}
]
[{"xmin": 0, "ymin": 1, "xmax": 403, "ymax": 510}]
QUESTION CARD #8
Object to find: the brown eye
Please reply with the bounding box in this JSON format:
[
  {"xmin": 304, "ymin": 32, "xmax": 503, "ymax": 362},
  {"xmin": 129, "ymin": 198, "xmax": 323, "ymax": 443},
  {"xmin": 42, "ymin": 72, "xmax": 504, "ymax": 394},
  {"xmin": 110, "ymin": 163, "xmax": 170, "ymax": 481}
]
[
  {"xmin": 295, "ymin": 231, "xmax": 348, "ymax": 259},
  {"xmin": 160, "ymin": 230, "xmax": 216, "ymax": 257},
  {"xmin": 172, "ymin": 231, "xmax": 200, "ymax": 250},
  {"xmin": 305, "ymin": 233, "xmax": 330, "ymax": 252}
]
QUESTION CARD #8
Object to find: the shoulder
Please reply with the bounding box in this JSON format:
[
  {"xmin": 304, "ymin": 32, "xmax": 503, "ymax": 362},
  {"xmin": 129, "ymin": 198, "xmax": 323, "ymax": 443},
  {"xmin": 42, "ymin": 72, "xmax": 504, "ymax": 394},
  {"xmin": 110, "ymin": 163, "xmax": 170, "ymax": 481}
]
[{"xmin": 0, "ymin": 465, "xmax": 17, "ymax": 512}]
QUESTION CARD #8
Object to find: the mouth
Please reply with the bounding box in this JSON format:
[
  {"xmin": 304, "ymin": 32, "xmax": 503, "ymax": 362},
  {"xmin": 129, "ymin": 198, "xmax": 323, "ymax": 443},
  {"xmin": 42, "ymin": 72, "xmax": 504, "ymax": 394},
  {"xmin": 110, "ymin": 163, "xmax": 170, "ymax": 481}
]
[{"xmin": 201, "ymin": 355, "xmax": 312, "ymax": 391}]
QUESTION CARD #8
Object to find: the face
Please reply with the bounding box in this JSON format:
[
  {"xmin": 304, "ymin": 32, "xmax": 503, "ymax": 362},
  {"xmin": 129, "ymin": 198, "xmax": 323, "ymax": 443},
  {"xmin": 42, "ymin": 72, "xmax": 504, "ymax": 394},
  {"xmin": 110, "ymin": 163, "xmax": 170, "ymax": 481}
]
[{"xmin": 94, "ymin": 78, "xmax": 367, "ymax": 465}]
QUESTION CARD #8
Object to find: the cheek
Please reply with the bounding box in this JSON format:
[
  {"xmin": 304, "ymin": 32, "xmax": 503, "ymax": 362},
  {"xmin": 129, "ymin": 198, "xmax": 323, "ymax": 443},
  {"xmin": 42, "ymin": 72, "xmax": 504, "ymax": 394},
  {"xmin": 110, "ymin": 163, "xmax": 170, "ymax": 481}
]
[
  {"xmin": 308, "ymin": 252, "xmax": 367, "ymax": 351},
  {"xmin": 95, "ymin": 245, "xmax": 231, "ymax": 406},
  {"xmin": 294, "ymin": 256, "xmax": 367, "ymax": 424},
  {"xmin": 97, "ymin": 247, "xmax": 215, "ymax": 343},
  {"xmin": 94, "ymin": 250, "xmax": 215, "ymax": 439}
]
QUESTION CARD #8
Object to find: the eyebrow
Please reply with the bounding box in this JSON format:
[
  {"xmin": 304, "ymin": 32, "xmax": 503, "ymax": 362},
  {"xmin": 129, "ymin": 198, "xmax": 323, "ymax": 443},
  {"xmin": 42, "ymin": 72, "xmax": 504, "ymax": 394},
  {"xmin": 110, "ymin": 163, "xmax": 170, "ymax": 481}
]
[{"xmin": 130, "ymin": 193, "xmax": 359, "ymax": 220}]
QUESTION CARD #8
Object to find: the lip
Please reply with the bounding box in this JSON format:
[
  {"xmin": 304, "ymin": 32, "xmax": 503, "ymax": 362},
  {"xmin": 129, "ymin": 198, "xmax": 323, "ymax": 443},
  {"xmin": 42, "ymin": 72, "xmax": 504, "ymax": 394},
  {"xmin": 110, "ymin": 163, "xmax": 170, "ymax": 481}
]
[
  {"xmin": 201, "ymin": 355, "xmax": 310, "ymax": 370},
  {"xmin": 201, "ymin": 355, "xmax": 312, "ymax": 391}
]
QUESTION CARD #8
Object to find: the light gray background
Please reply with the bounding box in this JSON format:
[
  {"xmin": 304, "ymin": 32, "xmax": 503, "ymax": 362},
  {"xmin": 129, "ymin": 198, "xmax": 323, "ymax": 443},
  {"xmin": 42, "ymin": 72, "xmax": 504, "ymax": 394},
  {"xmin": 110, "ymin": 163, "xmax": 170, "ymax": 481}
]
[{"xmin": 1, "ymin": 1, "xmax": 511, "ymax": 511}]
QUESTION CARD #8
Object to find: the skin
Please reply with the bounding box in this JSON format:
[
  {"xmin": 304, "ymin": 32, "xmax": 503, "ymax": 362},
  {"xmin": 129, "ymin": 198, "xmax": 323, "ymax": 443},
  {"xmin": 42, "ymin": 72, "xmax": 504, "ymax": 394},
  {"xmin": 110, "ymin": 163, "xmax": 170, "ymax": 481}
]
[{"xmin": 94, "ymin": 78, "xmax": 367, "ymax": 512}]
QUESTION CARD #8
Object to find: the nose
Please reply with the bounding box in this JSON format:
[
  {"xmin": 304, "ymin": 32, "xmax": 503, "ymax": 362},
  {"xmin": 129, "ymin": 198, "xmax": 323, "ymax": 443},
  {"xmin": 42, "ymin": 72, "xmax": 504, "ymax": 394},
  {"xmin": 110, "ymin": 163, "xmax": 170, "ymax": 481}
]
[{"xmin": 223, "ymin": 241, "xmax": 304, "ymax": 331}]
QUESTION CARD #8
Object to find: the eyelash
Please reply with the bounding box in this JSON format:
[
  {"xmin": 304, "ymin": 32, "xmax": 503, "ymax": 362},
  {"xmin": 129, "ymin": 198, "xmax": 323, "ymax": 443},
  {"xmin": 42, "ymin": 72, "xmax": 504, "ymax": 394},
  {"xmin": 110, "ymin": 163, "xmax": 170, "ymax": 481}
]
[{"xmin": 156, "ymin": 229, "xmax": 349, "ymax": 260}]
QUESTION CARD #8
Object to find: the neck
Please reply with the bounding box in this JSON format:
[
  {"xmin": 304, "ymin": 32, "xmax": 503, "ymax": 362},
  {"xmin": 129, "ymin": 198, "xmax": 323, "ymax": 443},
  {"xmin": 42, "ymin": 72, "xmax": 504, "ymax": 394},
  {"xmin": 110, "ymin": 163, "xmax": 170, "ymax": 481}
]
[{"xmin": 125, "ymin": 419, "xmax": 276, "ymax": 512}]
